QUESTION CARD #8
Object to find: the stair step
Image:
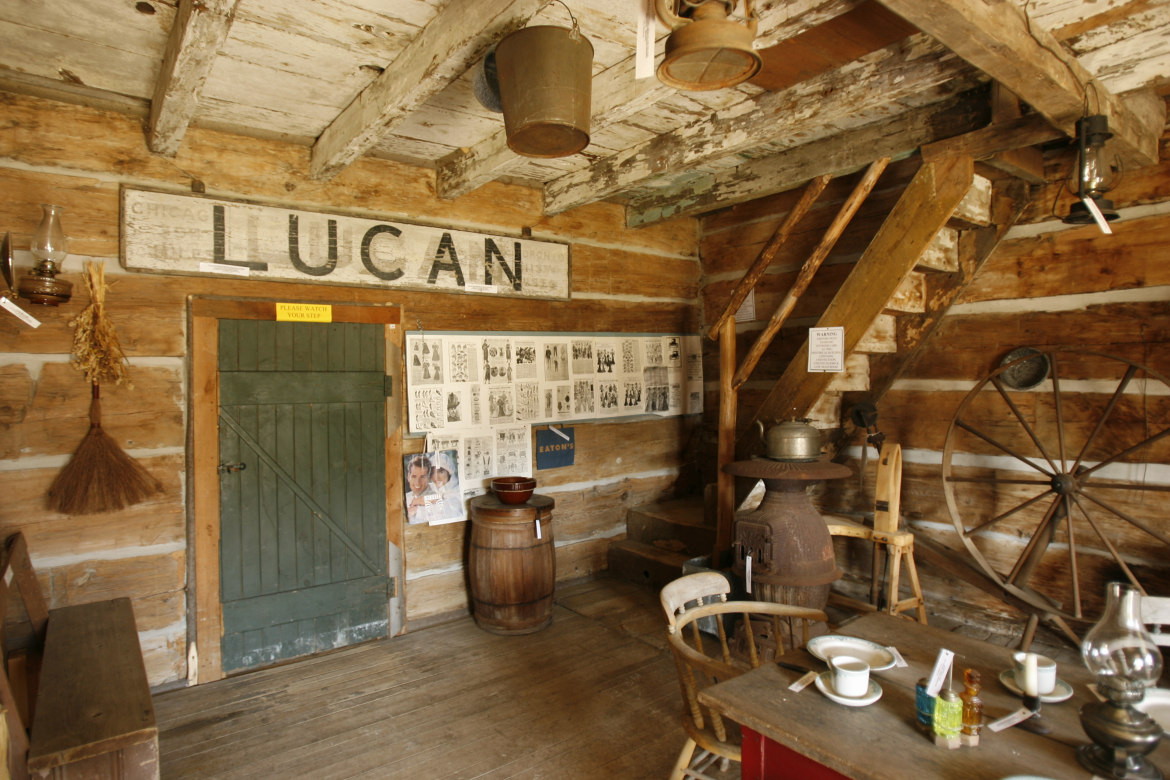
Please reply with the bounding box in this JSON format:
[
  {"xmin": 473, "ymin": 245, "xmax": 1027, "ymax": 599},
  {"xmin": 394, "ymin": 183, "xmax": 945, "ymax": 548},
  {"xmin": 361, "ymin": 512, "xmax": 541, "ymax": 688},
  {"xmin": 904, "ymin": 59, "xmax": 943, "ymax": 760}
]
[
  {"xmin": 607, "ymin": 539, "xmax": 691, "ymax": 590},
  {"xmin": 626, "ymin": 498, "xmax": 713, "ymax": 558}
]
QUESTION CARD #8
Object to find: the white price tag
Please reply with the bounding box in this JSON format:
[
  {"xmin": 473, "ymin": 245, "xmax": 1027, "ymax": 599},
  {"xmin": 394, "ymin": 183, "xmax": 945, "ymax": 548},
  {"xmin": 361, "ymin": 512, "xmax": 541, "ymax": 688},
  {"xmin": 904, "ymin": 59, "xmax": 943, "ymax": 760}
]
[
  {"xmin": 199, "ymin": 261, "xmax": 250, "ymax": 277},
  {"xmin": 0, "ymin": 296, "xmax": 41, "ymax": 328},
  {"xmin": 464, "ymin": 283, "xmax": 498, "ymax": 294},
  {"xmin": 925, "ymin": 648, "xmax": 954, "ymax": 697},
  {"xmin": 988, "ymin": 707, "xmax": 1033, "ymax": 732},
  {"xmin": 635, "ymin": 0, "xmax": 656, "ymax": 79},
  {"xmin": 550, "ymin": 426, "xmax": 570, "ymax": 441},
  {"xmin": 745, "ymin": 553, "xmax": 752, "ymax": 594},
  {"xmin": 535, "ymin": 518, "xmax": 542, "ymax": 540},
  {"xmin": 887, "ymin": 646, "xmax": 908, "ymax": 668},
  {"xmin": 788, "ymin": 671, "xmax": 817, "ymax": 692}
]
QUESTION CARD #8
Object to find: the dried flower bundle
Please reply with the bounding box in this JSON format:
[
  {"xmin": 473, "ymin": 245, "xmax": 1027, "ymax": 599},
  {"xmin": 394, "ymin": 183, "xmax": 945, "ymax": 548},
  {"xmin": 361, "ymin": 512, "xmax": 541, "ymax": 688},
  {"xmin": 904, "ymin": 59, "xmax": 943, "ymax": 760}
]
[{"xmin": 69, "ymin": 261, "xmax": 131, "ymax": 387}]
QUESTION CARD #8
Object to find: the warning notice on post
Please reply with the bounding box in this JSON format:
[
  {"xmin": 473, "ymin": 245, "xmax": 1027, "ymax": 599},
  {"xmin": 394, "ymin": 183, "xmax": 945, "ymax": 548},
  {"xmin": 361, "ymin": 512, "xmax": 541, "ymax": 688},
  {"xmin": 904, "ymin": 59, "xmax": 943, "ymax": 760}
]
[
  {"xmin": 807, "ymin": 326, "xmax": 844, "ymax": 373},
  {"xmin": 276, "ymin": 303, "xmax": 332, "ymax": 322}
]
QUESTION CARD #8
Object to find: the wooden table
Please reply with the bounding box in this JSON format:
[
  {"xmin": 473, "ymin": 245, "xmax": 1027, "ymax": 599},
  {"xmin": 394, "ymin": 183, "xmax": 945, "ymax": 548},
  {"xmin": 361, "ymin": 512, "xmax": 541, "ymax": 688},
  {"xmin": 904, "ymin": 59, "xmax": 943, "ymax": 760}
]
[{"xmin": 698, "ymin": 612, "xmax": 1170, "ymax": 780}]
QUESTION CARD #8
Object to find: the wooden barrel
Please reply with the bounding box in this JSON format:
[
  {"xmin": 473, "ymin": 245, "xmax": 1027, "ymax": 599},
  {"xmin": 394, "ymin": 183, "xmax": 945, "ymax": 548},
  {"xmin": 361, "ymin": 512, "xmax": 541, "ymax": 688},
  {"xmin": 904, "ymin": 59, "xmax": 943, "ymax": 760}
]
[{"xmin": 468, "ymin": 494, "xmax": 556, "ymax": 635}]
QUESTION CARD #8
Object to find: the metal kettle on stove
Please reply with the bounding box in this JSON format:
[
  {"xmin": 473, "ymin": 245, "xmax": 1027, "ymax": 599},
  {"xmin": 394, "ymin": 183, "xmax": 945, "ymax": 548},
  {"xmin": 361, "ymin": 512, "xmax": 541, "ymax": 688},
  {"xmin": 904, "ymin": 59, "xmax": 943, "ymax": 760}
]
[{"xmin": 756, "ymin": 418, "xmax": 822, "ymax": 462}]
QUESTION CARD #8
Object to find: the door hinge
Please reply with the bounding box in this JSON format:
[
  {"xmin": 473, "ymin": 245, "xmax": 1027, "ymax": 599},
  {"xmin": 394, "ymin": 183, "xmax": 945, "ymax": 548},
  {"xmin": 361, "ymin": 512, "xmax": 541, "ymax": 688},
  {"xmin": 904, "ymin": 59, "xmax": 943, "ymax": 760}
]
[
  {"xmin": 388, "ymin": 576, "xmax": 397, "ymax": 598},
  {"xmin": 383, "ymin": 375, "xmax": 393, "ymax": 396}
]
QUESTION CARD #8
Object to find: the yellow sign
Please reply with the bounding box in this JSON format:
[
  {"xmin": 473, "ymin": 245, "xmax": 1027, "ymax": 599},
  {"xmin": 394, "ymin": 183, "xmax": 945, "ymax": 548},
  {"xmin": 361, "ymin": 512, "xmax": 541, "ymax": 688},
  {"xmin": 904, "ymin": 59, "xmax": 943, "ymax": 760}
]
[{"xmin": 276, "ymin": 303, "xmax": 332, "ymax": 322}]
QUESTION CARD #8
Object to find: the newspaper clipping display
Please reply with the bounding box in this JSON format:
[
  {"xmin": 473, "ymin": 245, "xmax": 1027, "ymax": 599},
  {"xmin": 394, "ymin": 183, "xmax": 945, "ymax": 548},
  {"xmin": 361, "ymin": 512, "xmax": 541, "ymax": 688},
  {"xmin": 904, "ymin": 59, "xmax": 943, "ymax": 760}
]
[{"xmin": 408, "ymin": 332, "xmax": 703, "ymax": 523}]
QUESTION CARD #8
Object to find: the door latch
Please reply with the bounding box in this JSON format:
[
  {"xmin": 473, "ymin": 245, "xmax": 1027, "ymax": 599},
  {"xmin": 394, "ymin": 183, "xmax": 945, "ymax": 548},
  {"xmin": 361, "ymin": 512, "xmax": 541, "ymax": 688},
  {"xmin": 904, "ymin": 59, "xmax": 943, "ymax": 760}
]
[{"xmin": 217, "ymin": 462, "xmax": 247, "ymax": 474}]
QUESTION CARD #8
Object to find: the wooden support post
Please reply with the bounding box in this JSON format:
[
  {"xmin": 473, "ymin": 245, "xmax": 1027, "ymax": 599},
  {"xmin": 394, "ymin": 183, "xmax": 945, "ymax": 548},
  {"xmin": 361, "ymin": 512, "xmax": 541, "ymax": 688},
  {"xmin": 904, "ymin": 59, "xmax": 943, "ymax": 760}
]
[
  {"xmin": 706, "ymin": 175, "xmax": 831, "ymax": 340},
  {"xmin": 732, "ymin": 158, "xmax": 889, "ymax": 389},
  {"xmin": 714, "ymin": 316, "xmax": 738, "ymax": 568}
]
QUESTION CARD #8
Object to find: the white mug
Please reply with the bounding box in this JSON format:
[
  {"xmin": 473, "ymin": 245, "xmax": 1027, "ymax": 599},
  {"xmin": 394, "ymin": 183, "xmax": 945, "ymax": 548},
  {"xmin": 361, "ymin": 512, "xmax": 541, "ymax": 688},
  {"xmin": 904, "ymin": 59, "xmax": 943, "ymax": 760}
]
[
  {"xmin": 828, "ymin": 654, "xmax": 870, "ymax": 698},
  {"xmin": 1012, "ymin": 651, "xmax": 1057, "ymax": 695}
]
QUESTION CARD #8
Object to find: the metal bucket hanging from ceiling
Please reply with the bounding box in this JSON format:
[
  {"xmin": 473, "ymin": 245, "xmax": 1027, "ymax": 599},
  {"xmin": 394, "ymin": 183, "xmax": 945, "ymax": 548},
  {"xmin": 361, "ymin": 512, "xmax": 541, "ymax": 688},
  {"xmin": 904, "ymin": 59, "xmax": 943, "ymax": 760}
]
[{"xmin": 494, "ymin": 24, "xmax": 594, "ymax": 158}]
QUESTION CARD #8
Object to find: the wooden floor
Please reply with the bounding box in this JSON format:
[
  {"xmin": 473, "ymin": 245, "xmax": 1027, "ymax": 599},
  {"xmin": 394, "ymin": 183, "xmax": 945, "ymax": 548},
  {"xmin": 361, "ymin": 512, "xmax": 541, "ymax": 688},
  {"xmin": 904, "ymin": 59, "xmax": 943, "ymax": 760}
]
[{"xmin": 155, "ymin": 576, "xmax": 740, "ymax": 780}]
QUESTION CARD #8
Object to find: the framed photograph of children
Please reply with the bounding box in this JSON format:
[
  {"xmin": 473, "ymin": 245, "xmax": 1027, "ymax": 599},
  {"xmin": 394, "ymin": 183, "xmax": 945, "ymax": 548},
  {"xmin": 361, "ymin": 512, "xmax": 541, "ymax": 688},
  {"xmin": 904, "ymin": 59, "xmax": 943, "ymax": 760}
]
[{"xmin": 403, "ymin": 449, "xmax": 465, "ymax": 525}]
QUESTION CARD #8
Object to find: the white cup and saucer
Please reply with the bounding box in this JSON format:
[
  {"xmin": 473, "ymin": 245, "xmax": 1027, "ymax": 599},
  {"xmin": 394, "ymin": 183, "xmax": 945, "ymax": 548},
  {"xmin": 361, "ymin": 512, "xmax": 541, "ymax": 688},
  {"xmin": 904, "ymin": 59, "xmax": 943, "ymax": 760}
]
[
  {"xmin": 815, "ymin": 654, "xmax": 883, "ymax": 706},
  {"xmin": 999, "ymin": 652, "xmax": 1074, "ymax": 703}
]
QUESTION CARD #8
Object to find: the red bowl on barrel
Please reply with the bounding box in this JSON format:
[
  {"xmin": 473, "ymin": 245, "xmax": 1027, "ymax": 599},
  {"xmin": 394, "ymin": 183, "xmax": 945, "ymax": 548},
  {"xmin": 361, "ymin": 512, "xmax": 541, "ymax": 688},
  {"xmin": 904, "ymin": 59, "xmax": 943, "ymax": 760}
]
[{"xmin": 492, "ymin": 476, "xmax": 536, "ymax": 504}]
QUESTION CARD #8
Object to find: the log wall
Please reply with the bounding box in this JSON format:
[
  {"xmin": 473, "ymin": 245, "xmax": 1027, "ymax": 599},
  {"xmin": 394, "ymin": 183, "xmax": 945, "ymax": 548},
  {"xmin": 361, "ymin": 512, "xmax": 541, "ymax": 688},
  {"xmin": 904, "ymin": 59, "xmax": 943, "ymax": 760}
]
[
  {"xmin": 0, "ymin": 92, "xmax": 701, "ymax": 686},
  {"xmin": 699, "ymin": 139, "xmax": 1170, "ymax": 634}
]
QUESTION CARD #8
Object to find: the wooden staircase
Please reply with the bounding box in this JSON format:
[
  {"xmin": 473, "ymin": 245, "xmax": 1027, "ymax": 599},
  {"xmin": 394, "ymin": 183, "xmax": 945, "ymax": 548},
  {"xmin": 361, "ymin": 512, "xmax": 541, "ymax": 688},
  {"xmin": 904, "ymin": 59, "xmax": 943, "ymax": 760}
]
[{"xmin": 606, "ymin": 152, "xmax": 1029, "ymax": 593}]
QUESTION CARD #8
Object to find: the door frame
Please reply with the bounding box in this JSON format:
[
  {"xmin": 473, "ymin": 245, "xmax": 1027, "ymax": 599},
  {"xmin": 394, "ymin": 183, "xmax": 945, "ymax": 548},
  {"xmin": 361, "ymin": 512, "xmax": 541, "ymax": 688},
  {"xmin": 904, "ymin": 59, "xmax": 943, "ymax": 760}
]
[{"xmin": 189, "ymin": 297, "xmax": 404, "ymax": 683}]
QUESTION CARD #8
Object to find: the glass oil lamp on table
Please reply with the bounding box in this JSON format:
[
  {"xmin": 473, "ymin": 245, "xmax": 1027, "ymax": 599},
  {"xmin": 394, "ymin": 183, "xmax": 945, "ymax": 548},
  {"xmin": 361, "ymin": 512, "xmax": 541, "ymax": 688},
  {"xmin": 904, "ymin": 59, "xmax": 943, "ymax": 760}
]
[{"xmin": 1078, "ymin": 582, "xmax": 1165, "ymax": 780}]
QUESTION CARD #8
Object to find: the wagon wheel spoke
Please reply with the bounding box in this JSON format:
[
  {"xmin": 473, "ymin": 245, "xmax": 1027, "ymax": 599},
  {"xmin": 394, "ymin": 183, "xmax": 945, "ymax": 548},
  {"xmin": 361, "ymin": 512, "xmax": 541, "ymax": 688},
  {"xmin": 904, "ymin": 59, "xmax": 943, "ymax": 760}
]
[
  {"xmin": 1069, "ymin": 493, "xmax": 1146, "ymax": 595},
  {"xmin": 1079, "ymin": 489, "xmax": 1170, "ymax": 548},
  {"xmin": 1072, "ymin": 365, "xmax": 1138, "ymax": 473},
  {"xmin": 1080, "ymin": 481, "xmax": 1170, "ymax": 493},
  {"xmin": 946, "ymin": 477, "xmax": 1051, "ymax": 486},
  {"xmin": 1063, "ymin": 495, "xmax": 1081, "ymax": 619},
  {"xmin": 1079, "ymin": 426, "xmax": 1170, "ymax": 480},
  {"xmin": 1006, "ymin": 493, "xmax": 1063, "ymax": 586},
  {"xmin": 963, "ymin": 488, "xmax": 1055, "ymax": 537},
  {"xmin": 990, "ymin": 377, "xmax": 1058, "ymax": 473},
  {"xmin": 1051, "ymin": 353, "xmax": 1067, "ymax": 469},
  {"xmin": 956, "ymin": 421, "xmax": 1054, "ymax": 477}
]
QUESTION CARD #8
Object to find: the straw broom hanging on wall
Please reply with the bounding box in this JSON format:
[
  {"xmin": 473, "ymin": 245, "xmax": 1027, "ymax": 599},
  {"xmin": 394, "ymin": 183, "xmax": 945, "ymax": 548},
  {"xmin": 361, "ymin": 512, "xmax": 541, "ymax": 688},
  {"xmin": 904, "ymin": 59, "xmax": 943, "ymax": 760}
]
[{"xmin": 47, "ymin": 261, "xmax": 161, "ymax": 514}]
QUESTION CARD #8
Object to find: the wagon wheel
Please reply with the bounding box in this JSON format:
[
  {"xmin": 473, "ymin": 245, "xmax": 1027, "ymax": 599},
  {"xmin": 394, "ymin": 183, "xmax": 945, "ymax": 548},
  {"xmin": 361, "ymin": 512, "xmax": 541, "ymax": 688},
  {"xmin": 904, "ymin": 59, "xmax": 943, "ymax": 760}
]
[{"xmin": 942, "ymin": 348, "xmax": 1170, "ymax": 624}]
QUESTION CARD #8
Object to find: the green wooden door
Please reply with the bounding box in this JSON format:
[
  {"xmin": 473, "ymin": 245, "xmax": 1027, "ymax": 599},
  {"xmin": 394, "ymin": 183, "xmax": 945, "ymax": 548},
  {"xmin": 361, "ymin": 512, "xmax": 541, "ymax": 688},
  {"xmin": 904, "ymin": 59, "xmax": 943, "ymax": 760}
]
[{"xmin": 218, "ymin": 320, "xmax": 390, "ymax": 673}]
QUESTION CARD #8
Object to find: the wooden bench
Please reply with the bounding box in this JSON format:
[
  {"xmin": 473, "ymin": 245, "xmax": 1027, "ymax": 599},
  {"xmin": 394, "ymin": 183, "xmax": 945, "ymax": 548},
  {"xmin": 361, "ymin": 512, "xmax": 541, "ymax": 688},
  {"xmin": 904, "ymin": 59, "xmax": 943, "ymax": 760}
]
[{"xmin": 0, "ymin": 535, "xmax": 158, "ymax": 780}]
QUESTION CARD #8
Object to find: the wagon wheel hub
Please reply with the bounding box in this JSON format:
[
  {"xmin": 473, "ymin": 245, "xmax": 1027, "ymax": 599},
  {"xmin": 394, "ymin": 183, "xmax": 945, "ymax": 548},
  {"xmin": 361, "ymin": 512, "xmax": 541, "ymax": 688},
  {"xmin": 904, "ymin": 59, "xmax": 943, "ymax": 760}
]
[{"xmin": 1051, "ymin": 473, "xmax": 1077, "ymax": 496}]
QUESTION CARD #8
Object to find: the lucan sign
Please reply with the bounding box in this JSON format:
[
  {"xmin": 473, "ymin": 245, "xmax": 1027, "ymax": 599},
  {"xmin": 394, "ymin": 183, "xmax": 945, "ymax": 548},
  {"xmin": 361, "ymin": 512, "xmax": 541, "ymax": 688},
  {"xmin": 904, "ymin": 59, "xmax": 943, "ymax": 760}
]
[{"xmin": 120, "ymin": 188, "xmax": 571, "ymax": 300}]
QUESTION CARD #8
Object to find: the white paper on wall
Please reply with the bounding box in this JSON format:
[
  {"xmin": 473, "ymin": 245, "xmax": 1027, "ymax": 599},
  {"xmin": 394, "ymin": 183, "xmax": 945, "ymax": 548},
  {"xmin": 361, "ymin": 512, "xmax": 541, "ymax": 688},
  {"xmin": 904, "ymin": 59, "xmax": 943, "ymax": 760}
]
[
  {"xmin": 410, "ymin": 387, "xmax": 445, "ymax": 430},
  {"xmin": 542, "ymin": 341, "xmax": 570, "ymax": 381},
  {"xmin": 598, "ymin": 379, "xmax": 620, "ymax": 416},
  {"xmin": 555, "ymin": 384, "xmax": 572, "ymax": 419},
  {"xmin": 516, "ymin": 381, "xmax": 541, "ymax": 422},
  {"xmin": 494, "ymin": 425, "xmax": 532, "ymax": 477},
  {"xmin": 409, "ymin": 336, "xmax": 445, "ymax": 385},
  {"xmin": 448, "ymin": 340, "xmax": 480, "ymax": 383},
  {"xmin": 463, "ymin": 434, "xmax": 494, "ymax": 482},
  {"xmin": 644, "ymin": 366, "xmax": 669, "ymax": 413},
  {"xmin": 622, "ymin": 378, "xmax": 644, "ymax": 411},
  {"xmin": 594, "ymin": 338, "xmax": 618, "ymax": 376},
  {"xmin": 644, "ymin": 337, "xmax": 664, "ymax": 367},
  {"xmin": 484, "ymin": 338, "xmax": 513, "ymax": 383},
  {"xmin": 571, "ymin": 339, "xmax": 595, "ymax": 376},
  {"xmin": 487, "ymin": 386, "xmax": 515, "ymax": 425},
  {"xmin": 469, "ymin": 384, "xmax": 483, "ymax": 426},
  {"xmin": 621, "ymin": 338, "xmax": 642, "ymax": 375},
  {"xmin": 515, "ymin": 340, "xmax": 538, "ymax": 380},
  {"xmin": 666, "ymin": 336, "xmax": 683, "ymax": 369},
  {"xmin": 443, "ymin": 387, "xmax": 468, "ymax": 427},
  {"xmin": 573, "ymin": 378, "xmax": 597, "ymax": 416}
]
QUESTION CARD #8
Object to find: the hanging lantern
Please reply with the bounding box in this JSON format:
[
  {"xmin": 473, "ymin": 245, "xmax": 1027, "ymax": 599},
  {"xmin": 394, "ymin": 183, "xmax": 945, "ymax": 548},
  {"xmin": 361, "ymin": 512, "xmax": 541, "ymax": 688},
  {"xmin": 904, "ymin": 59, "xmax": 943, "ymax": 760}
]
[
  {"xmin": 1063, "ymin": 114, "xmax": 1122, "ymax": 228},
  {"xmin": 655, "ymin": 0, "xmax": 761, "ymax": 91}
]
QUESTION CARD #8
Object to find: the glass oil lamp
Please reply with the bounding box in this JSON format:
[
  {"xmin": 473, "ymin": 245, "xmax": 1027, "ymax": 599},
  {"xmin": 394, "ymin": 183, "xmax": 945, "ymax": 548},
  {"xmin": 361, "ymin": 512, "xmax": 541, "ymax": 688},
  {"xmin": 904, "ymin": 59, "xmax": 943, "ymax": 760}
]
[
  {"xmin": 1063, "ymin": 115, "xmax": 1121, "ymax": 227},
  {"xmin": 18, "ymin": 204, "xmax": 73, "ymax": 306},
  {"xmin": 1078, "ymin": 582, "xmax": 1164, "ymax": 779}
]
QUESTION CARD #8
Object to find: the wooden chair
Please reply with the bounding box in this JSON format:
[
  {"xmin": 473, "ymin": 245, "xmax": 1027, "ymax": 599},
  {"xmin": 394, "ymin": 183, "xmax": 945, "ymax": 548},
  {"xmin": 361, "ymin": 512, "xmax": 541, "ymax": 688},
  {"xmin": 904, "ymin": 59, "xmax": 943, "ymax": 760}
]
[
  {"xmin": 826, "ymin": 443, "xmax": 928, "ymax": 624},
  {"xmin": 661, "ymin": 573, "xmax": 827, "ymax": 780},
  {"xmin": 1141, "ymin": 595, "xmax": 1170, "ymax": 647}
]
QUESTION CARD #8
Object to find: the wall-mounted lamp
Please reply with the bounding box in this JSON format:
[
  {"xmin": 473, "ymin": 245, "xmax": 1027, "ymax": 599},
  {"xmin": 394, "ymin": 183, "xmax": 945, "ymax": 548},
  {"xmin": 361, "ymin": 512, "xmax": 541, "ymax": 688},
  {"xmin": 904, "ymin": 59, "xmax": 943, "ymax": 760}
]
[
  {"xmin": 1063, "ymin": 115, "xmax": 1122, "ymax": 234},
  {"xmin": 17, "ymin": 204, "xmax": 73, "ymax": 306},
  {"xmin": 655, "ymin": 0, "xmax": 761, "ymax": 91}
]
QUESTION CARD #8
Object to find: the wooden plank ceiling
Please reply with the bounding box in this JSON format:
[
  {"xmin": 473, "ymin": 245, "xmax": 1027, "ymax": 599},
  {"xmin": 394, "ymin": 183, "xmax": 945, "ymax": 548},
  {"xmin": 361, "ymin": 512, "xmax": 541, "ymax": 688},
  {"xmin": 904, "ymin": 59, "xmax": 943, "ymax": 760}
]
[{"xmin": 0, "ymin": 0, "xmax": 1166, "ymax": 223}]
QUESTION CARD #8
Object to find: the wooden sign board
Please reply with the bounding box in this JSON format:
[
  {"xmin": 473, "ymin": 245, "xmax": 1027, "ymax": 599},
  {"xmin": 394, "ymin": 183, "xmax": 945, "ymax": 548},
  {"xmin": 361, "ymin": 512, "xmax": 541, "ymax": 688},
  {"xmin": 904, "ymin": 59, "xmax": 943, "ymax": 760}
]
[{"xmin": 120, "ymin": 188, "xmax": 571, "ymax": 300}]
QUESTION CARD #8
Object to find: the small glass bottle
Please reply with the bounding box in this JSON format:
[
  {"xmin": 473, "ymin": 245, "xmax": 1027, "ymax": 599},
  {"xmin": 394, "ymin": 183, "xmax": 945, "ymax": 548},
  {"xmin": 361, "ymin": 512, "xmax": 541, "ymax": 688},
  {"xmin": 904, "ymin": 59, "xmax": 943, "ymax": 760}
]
[
  {"xmin": 933, "ymin": 687, "xmax": 962, "ymax": 739},
  {"xmin": 915, "ymin": 677, "xmax": 935, "ymax": 733},
  {"xmin": 960, "ymin": 668, "xmax": 983, "ymax": 742}
]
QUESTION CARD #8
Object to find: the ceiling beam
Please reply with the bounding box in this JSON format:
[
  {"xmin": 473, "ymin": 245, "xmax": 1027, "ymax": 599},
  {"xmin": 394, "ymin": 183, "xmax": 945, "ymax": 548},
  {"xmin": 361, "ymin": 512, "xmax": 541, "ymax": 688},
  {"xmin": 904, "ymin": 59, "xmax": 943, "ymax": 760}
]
[
  {"xmin": 876, "ymin": 0, "xmax": 1162, "ymax": 169},
  {"xmin": 625, "ymin": 92, "xmax": 990, "ymax": 227},
  {"xmin": 310, "ymin": 0, "xmax": 551, "ymax": 182},
  {"xmin": 148, "ymin": 0, "xmax": 240, "ymax": 157},
  {"xmin": 542, "ymin": 35, "xmax": 971, "ymax": 217},
  {"xmin": 435, "ymin": 0, "xmax": 865, "ymax": 201}
]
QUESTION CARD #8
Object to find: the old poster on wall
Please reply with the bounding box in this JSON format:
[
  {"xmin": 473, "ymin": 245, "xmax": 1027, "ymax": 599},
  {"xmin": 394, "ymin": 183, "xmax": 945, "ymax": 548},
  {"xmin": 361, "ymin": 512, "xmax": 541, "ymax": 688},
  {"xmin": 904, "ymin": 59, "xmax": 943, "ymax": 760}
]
[
  {"xmin": 406, "ymin": 332, "xmax": 703, "ymax": 434},
  {"xmin": 122, "ymin": 188, "xmax": 571, "ymax": 300}
]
